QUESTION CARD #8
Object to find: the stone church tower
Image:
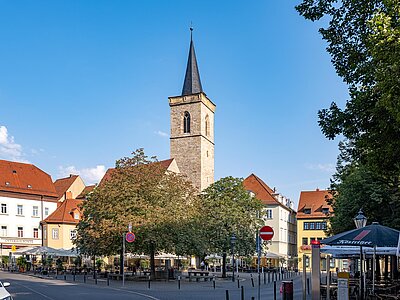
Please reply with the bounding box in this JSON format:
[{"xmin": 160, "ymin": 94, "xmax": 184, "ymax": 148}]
[{"xmin": 169, "ymin": 30, "xmax": 216, "ymax": 192}]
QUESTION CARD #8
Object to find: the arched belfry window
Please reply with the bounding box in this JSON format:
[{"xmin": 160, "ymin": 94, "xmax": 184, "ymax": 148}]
[
  {"xmin": 183, "ymin": 111, "xmax": 191, "ymax": 133},
  {"xmin": 205, "ymin": 115, "xmax": 210, "ymax": 136}
]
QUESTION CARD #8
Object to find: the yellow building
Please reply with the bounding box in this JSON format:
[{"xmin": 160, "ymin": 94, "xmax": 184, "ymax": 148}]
[
  {"xmin": 297, "ymin": 189, "xmax": 333, "ymax": 271},
  {"xmin": 41, "ymin": 198, "xmax": 83, "ymax": 249}
]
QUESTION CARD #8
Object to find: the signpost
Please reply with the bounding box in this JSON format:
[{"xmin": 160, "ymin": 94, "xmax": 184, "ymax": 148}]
[
  {"xmin": 122, "ymin": 223, "xmax": 135, "ymax": 287},
  {"xmin": 258, "ymin": 226, "xmax": 274, "ymax": 300}
]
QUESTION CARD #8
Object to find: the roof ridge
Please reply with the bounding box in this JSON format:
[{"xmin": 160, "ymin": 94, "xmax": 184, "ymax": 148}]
[{"xmin": 251, "ymin": 174, "xmax": 280, "ymax": 205}]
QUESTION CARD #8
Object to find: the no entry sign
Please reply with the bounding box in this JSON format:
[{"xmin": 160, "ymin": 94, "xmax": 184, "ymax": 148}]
[
  {"xmin": 259, "ymin": 226, "xmax": 274, "ymax": 241},
  {"xmin": 126, "ymin": 232, "xmax": 135, "ymax": 243}
]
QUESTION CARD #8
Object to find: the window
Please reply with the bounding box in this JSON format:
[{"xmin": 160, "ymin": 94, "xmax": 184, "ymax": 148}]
[
  {"xmin": 302, "ymin": 237, "xmax": 308, "ymax": 245},
  {"xmin": 17, "ymin": 205, "xmax": 23, "ymax": 215},
  {"xmin": 74, "ymin": 212, "xmax": 80, "ymax": 220},
  {"xmin": 304, "ymin": 222, "xmax": 309, "ymax": 230},
  {"xmin": 321, "ymin": 222, "xmax": 327, "ymax": 230},
  {"xmin": 1, "ymin": 226, "xmax": 7, "ymax": 236},
  {"xmin": 266, "ymin": 209, "xmax": 273, "ymax": 219},
  {"xmin": 52, "ymin": 228, "xmax": 59, "ymax": 240},
  {"xmin": 316, "ymin": 222, "xmax": 321, "ymax": 230},
  {"xmin": 45, "ymin": 207, "xmax": 49, "ymax": 216},
  {"xmin": 33, "ymin": 228, "xmax": 39, "ymax": 238},
  {"xmin": 303, "ymin": 208, "xmax": 311, "ymax": 214},
  {"xmin": 32, "ymin": 206, "xmax": 39, "ymax": 217},
  {"xmin": 1, "ymin": 204, "xmax": 6, "ymax": 214},
  {"xmin": 309, "ymin": 222, "xmax": 315, "ymax": 230},
  {"xmin": 18, "ymin": 227, "xmax": 23, "ymax": 237},
  {"xmin": 70, "ymin": 230, "xmax": 76, "ymax": 240},
  {"xmin": 322, "ymin": 207, "xmax": 329, "ymax": 214},
  {"xmin": 183, "ymin": 111, "xmax": 191, "ymax": 133},
  {"xmin": 43, "ymin": 227, "xmax": 47, "ymax": 240},
  {"xmin": 205, "ymin": 115, "xmax": 210, "ymax": 136}
]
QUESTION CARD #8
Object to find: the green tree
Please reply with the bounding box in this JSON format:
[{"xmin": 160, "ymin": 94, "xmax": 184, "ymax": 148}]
[
  {"xmin": 200, "ymin": 177, "xmax": 264, "ymax": 278},
  {"xmin": 296, "ymin": 0, "xmax": 400, "ymax": 232},
  {"xmin": 74, "ymin": 149, "xmax": 200, "ymax": 278}
]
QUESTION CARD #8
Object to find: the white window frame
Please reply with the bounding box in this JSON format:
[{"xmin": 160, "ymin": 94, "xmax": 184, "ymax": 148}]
[
  {"xmin": 1, "ymin": 225, "xmax": 7, "ymax": 237},
  {"xmin": 32, "ymin": 206, "xmax": 39, "ymax": 217},
  {"xmin": 33, "ymin": 228, "xmax": 39, "ymax": 238},
  {"xmin": 70, "ymin": 230, "xmax": 76, "ymax": 240},
  {"xmin": 52, "ymin": 228, "xmax": 59, "ymax": 240},
  {"xmin": 45, "ymin": 207, "xmax": 49, "ymax": 216},
  {"xmin": 17, "ymin": 226, "xmax": 24, "ymax": 238},
  {"xmin": 0, "ymin": 203, "xmax": 7, "ymax": 214},
  {"xmin": 17, "ymin": 205, "xmax": 23, "ymax": 216}
]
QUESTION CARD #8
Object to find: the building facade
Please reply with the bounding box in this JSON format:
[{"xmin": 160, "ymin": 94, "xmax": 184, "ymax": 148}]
[
  {"xmin": 169, "ymin": 31, "xmax": 215, "ymax": 192},
  {"xmin": 243, "ymin": 174, "xmax": 297, "ymax": 268},
  {"xmin": 0, "ymin": 160, "xmax": 59, "ymax": 255},
  {"xmin": 297, "ymin": 189, "xmax": 333, "ymax": 271},
  {"xmin": 42, "ymin": 198, "xmax": 83, "ymax": 249}
]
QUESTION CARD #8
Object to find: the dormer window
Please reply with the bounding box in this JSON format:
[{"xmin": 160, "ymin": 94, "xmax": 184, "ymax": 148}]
[
  {"xmin": 27, "ymin": 184, "xmax": 32, "ymax": 189},
  {"xmin": 73, "ymin": 211, "xmax": 80, "ymax": 220},
  {"xmin": 304, "ymin": 208, "xmax": 311, "ymax": 214},
  {"xmin": 322, "ymin": 207, "xmax": 329, "ymax": 214},
  {"xmin": 5, "ymin": 182, "xmax": 10, "ymax": 186}
]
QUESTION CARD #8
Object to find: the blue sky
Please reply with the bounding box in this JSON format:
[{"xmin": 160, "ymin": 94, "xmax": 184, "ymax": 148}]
[{"xmin": 0, "ymin": 1, "xmax": 348, "ymax": 206}]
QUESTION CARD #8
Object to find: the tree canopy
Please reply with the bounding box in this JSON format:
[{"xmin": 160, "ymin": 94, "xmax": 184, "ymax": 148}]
[
  {"xmin": 200, "ymin": 177, "xmax": 264, "ymax": 277},
  {"xmin": 296, "ymin": 0, "xmax": 400, "ymax": 232}
]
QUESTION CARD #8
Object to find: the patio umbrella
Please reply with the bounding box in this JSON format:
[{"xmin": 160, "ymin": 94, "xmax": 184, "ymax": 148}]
[
  {"xmin": 321, "ymin": 222, "xmax": 400, "ymax": 295},
  {"xmin": 21, "ymin": 246, "xmax": 59, "ymax": 256},
  {"xmin": 321, "ymin": 222, "xmax": 400, "ymax": 248}
]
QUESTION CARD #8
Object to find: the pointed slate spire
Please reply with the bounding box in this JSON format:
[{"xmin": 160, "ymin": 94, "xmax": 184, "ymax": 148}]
[{"xmin": 182, "ymin": 27, "xmax": 203, "ymax": 96}]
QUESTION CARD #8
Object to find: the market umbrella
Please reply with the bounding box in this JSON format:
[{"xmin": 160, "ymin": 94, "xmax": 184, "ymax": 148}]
[
  {"xmin": 22, "ymin": 246, "xmax": 59, "ymax": 256},
  {"xmin": 321, "ymin": 222, "xmax": 400, "ymax": 295},
  {"xmin": 321, "ymin": 222, "xmax": 400, "ymax": 247}
]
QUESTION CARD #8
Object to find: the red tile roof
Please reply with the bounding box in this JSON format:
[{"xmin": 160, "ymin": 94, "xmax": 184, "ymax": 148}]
[
  {"xmin": 297, "ymin": 189, "xmax": 333, "ymax": 219},
  {"xmin": 0, "ymin": 159, "xmax": 58, "ymax": 198},
  {"xmin": 243, "ymin": 174, "xmax": 280, "ymax": 205},
  {"xmin": 42, "ymin": 198, "xmax": 83, "ymax": 225},
  {"xmin": 76, "ymin": 185, "xmax": 95, "ymax": 199},
  {"xmin": 54, "ymin": 175, "xmax": 79, "ymax": 199}
]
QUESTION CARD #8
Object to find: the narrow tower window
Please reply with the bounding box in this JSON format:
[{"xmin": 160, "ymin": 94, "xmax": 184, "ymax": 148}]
[
  {"xmin": 183, "ymin": 111, "xmax": 191, "ymax": 133},
  {"xmin": 205, "ymin": 115, "xmax": 210, "ymax": 136}
]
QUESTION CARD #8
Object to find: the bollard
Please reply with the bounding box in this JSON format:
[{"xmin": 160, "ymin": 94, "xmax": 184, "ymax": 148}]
[
  {"xmin": 279, "ymin": 271, "xmax": 281, "ymax": 281},
  {"xmin": 56, "ymin": 269, "xmax": 58, "ymax": 279},
  {"xmin": 95, "ymin": 276, "xmax": 97, "ymax": 285},
  {"xmin": 213, "ymin": 276, "xmax": 216, "ymax": 289},
  {"xmin": 64, "ymin": 273, "xmax": 66, "ymax": 281},
  {"xmin": 274, "ymin": 281, "xmax": 277, "ymax": 300},
  {"xmin": 84, "ymin": 273, "xmax": 86, "ymax": 283},
  {"xmin": 264, "ymin": 271, "xmax": 266, "ymax": 284},
  {"xmin": 225, "ymin": 290, "xmax": 230, "ymax": 300},
  {"xmin": 268, "ymin": 271, "xmax": 270, "ymax": 283},
  {"xmin": 251, "ymin": 298, "xmax": 255, "ymax": 300},
  {"xmin": 307, "ymin": 278, "xmax": 310, "ymax": 295},
  {"xmin": 148, "ymin": 275, "xmax": 151, "ymax": 289},
  {"xmin": 107, "ymin": 273, "xmax": 109, "ymax": 286},
  {"xmin": 237, "ymin": 276, "xmax": 240, "ymax": 288},
  {"xmin": 73, "ymin": 272, "xmax": 76, "ymax": 282},
  {"xmin": 241, "ymin": 286, "xmax": 244, "ymax": 300},
  {"xmin": 251, "ymin": 277, "xmax": 255, "ymax": 287},
  {"xmin": 178, "ymin": 275, "xmax": 181, "ymax": 290}
]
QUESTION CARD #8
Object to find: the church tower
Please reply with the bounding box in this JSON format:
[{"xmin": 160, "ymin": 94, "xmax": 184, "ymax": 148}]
[{"xmin": 169, "ymin": 29, "xmax": 216, "ymax": 192}]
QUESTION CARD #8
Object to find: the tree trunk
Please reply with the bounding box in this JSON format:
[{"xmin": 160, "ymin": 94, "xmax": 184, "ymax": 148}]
[
  {"xmin": 222, "ymin": 252, "xmax": 227, "ymax": 278},
  {"xmin": 150, "ymin": 242, "xmax": 156, "ymax": 280}
]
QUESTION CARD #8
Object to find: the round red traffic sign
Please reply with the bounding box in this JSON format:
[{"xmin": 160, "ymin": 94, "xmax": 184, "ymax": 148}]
[
  {"xmin": 259, "ymin": 226, "xmax": 274, "ymax": 241},
  {"xmin": 126, "ymin": 232, "xmax": 135, "ymax": 243}
]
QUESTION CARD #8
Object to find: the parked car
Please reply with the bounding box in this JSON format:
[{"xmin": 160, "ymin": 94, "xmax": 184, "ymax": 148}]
[{"xmin": 0, "ymin": 281, "xmax": 12, "ymax": 300}]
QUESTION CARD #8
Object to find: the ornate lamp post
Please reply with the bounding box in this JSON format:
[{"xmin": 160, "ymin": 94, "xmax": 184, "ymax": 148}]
[
  {"xmin": 353, "ymin": 209, "xmax": 367, "ymax": 300},
  {"xmin": 354, "ymin": 209, "xmax": 367, "ymax": 229},
  {"xmin": 230, "ymin": 233, "xmax": 237, "ymax": 282}
]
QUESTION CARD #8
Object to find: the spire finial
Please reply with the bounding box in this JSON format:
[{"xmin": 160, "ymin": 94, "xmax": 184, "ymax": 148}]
[{"xmin": 190, "ymin": 22, "xmax": 193, "ymax": 41}]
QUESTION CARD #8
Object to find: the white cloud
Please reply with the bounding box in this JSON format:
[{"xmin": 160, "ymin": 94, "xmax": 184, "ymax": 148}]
[
  {"xmin": 58, "ymin": 165, "xmax": 107, "ymax": 185},
  {"xmin": 305, "ymin": 163, "xmax": 335, "ymax": 173},
  {"xmin": 0, "ymin": 125, "xmax": 27, "ymax": 162},
  {"xmin": 154, "ymin": 130, "xmax": 169, "ymax": 138}
]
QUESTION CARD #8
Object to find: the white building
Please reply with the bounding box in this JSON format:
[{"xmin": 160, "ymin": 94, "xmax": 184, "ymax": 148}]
[
  {"xmin": 0, "ymin": 160, "xmax": 59, "ymax": 256},
  {"xmin": 243, "ymin": 174, "xmax": 297, "ymax": 268}
]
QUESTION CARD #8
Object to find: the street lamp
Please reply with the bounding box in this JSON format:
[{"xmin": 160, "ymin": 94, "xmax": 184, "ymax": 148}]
[
  {"xmin": 230, "ymin": 233, "xmax": 237, "ymax": 282},
  {"xmin": 354, "ymin": 209, "xmax": 367, "ymax": 229},
  {"xmin": 353, "ymin": 209, "xmax": 367, "ymax": 300}
]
